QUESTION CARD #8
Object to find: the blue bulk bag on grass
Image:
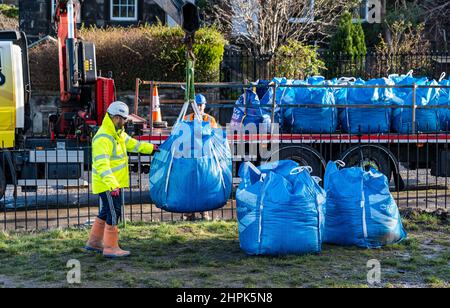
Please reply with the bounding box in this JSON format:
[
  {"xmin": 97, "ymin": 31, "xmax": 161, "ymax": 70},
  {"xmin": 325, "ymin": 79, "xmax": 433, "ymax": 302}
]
[
  {"xmin": 323, "ymin": 161, "xmax": 407, "ymax": 248},
  {"xmin": 391, "ymin": 76, "xmax": 440, "ymax": 133},
  {"xmin": 230, "ymin": 89, "xmax": 271, "ymax": 131},
  {"xmin": 283, "ymin": 77, "xmax": 337, "ymax": 134},
  {"xmin": 150, "ymin": 120, "xmax": 232, "ymax": 213},
  {"xmin": 237, "ymin": 160, "xmax": 326, "ymax": 255},
  {"xmin": 339, "ymin": 78, "xmax": 394, "ymax": 134}
]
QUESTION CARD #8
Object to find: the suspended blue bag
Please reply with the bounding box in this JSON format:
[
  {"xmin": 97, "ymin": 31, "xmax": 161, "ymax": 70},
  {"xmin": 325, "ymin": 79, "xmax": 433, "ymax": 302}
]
[
  {"xmin": 271, "ymin": 77, "xmax": 295, "ymax": 131},
  {"xmin": 283, "ymin": 76, "xmax": 337, "ymax": 134},
  {"xmin": 323, "ymin": 161, "xmax": 407, "ymax": 248},
  {"xmin": 339, "ymin": 78, "xmax": 394, "ymax": 134},
  {"xmin": 237, "ymin": 160, "xmax": 326, "ymax": 255},
  {"xmin": 230, "ymin": 89, "xmax": 271, "ymax": 131},
  {"xmin": 435, "ymin": 74, "xmax": 450, "ymax": 131},
  {"xmin": 150, "ymin": 107, "xmax": 232, "ymax": 213},
  {"xmin": 391, "ymin": 76, "xmax": 440, "ymax": 133}
]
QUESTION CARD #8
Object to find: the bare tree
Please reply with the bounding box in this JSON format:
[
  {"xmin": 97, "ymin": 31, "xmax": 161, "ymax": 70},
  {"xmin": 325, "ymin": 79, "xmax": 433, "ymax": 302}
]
[{"xmin": 212, "ymin": 0, "xmax": 361, "ymax": 58}]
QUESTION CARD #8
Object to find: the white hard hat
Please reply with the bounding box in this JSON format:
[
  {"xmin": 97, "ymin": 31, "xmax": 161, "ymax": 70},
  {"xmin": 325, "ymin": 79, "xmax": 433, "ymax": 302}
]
[{"xmin": 107, "ymin": 101, "xmax": 129, "ymax": 119}]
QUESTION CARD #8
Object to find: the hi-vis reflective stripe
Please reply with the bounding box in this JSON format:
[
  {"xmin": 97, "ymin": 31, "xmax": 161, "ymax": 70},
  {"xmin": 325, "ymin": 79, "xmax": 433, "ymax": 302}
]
[
  {"xmin": 132, "ymin": 141, "xmax": 141, "ymax": 153},
  {"xmin": 93, "ymin": 163, "xmax": 127, "ymax": 177},
  {"xmin": 93, "ymin": 154, "xmax": 110, "ymax": 161},
  {"xmin": 93, "ymin": 168, "xmax": 113, "ymax": 178},
  {"xmin": 93, "ymin": 154, "xmax": 124, "ymax": 162}
]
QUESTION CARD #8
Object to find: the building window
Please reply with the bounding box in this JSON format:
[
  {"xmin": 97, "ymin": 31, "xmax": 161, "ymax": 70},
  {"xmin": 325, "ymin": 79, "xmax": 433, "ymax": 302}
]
[
  {"xmin": 110, "ymin": 0, "xmax": 138, "ymax": 21},
  {"xmin": 289, "ymin": 0, "xmax": 315, "ymax": 24},
  {"xmin": 51, "ymin": 0, "xmax": 81, "ymax": 23},
  {"xmin": 353, "ymin": 0, "xmax": 369, "ymax": 23}
]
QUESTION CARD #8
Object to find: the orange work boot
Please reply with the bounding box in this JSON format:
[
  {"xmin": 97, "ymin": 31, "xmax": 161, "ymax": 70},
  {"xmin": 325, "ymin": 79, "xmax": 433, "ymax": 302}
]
[
  {"xmin": 85, "ymin": 217, "xmax": 106, "ymax": 253},
  {"xmin": 103, "ymin": 224, "xmax": 130, "ymax": 258}
]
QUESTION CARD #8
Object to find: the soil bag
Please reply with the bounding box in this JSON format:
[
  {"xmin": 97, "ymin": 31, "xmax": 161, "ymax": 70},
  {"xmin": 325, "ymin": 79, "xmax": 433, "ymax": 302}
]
[
  {"xmin": 339, "ymin": 78, "xmax": 394, "ymax": 134},
  {"xmin": 323, "ymin": 161, "xmax": 407, "ymax": 248},
  {"xmin": 237, "ymin": 160, "xmax": 326, "ymax": 255},
  {"xmin": 436, "ymin": 74, "xmax": 450, "ymax": 131},
  {"xmin": 391, "ymin": 75, "xmax": 440, "ymax": 133},
  {"xmin": 283, "ymin": 76, "xmax": 337, "ymax": 133},
  {"xmin": 150, "ymin": 102, "xmax": 232, "ymax": 213},
  {"xmin": 230, "ymin": 89, "xmax": 271, "ymax": 131}
]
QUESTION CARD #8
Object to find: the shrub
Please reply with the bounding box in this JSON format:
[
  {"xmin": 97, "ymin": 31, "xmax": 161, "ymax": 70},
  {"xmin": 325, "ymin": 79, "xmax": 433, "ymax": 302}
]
[
  {"xmin": 275, "ymin": 39, "xmax": 325, "ymax": 79},
  {"xmin": 0, "ymin": 4, "xmax": 18, "ymax": 19},
  {"xmin": 29, "ymin": 25, "xmax": 227, "ymax": 92}
]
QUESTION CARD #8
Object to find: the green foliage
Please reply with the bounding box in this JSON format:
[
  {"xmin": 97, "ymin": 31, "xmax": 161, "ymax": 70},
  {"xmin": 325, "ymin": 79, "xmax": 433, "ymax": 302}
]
[
  {"xmin": 29, "ymin": 25, "xmax": 227, "ymax": 92},
  {"xmin": 275, "ymin": 39, "xmax": 326, "ymax": 79},
  {"xmin": 330, "ymin": 11, "xmax": 367, "ymax": 57},
  {"xmin": 0, "ymin": 4, "xmax": 18, "ymax": 19}
]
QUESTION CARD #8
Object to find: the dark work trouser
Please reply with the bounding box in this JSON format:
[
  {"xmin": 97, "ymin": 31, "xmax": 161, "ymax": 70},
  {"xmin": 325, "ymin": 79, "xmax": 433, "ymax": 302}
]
[{"xmin": 98, "ymin": 190, "xmax": 124, "ymax": 226}]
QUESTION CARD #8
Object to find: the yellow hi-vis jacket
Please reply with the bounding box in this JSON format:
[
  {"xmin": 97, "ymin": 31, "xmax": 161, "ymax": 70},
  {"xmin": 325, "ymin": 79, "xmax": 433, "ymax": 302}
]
[{"xmin": 92, "ymin": 113, "xmax": 154, "ymax": 194}]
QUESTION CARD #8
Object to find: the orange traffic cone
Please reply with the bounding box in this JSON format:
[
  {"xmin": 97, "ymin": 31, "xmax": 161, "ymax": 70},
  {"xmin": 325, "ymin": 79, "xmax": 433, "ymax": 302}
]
[{"xmin": 152, "ymin": 86, "xmax": 167, "ymax": 128}]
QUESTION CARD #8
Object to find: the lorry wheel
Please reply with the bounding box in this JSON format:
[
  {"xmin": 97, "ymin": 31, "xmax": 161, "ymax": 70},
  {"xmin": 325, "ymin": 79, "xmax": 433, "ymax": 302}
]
[
  {"xmin": 0, "ymin": 165, "xmax": 6, "ymax": 201},
  {"xmin": 340, "ymin": 146, "xmax": 393, "ymax": 181},
  {"xmin": 268, "ymin": 146, "xmax": 326, "ymax": 178}
]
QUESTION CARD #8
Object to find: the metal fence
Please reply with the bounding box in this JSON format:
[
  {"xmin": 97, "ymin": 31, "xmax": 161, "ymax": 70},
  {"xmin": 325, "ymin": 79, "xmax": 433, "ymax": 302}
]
[
  {"xmin": 1, "ymin": 82, "xmax": 450, "ymax": 231},
  {"xmin": 220, "ymin": 49, "xmax": 450, "ymax": 82}
]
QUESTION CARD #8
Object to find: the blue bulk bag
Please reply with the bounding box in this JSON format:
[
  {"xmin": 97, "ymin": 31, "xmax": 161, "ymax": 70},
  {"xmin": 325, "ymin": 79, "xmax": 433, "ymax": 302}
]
[
  {"xmin": 391, "ymin": 77, "xmax": 440, "ymax": 133},
  {"xmin": 230, "ymin": 89, "xmax": 271, "ymax": 131},
  {"xmin": 339, "ymin": 78, "xmax": 394, "ymax": 134},
  {"xmin": 271, "ymin": 77, "xmax": 296, "ymax": 131},
  {"xmin": 237, "ymin": 160, "xmax": 326, "ymax": 255},
  {"xmin": 150, "ymin": 120, "xmax": 232, "ymax": 213},
  {"xmin": 283, "ymin": 76, "xmax": 337, "ymax": 134},
  {"xmin": 436, "ymin": 77, "xmax": 450, "ymax": 131},
  {"xmin": 323, "ymin": 161, "xmax": 407, "ymax": 248}
]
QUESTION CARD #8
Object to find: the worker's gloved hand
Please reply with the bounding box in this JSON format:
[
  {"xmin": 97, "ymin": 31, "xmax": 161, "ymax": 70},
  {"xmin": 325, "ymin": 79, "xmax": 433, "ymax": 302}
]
[
  {"xmin": 152, "ymin": 144, "xmax": 160, "ymax": 154},
  {"xmin": 110, "ymin": 188, "xmax": 120, "ymax": 197}
]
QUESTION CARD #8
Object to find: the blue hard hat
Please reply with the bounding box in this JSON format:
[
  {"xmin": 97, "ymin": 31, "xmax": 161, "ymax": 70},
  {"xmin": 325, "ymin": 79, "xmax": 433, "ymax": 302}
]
[{"xmin": 195, "ymin": 94, "xmax": 207, "ymax": 105}]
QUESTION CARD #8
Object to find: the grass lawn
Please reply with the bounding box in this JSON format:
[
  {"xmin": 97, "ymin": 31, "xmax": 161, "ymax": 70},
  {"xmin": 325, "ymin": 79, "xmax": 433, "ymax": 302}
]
[{"xmin": 0, "ymin": 209, "xmax": 448, "ymax": 288}]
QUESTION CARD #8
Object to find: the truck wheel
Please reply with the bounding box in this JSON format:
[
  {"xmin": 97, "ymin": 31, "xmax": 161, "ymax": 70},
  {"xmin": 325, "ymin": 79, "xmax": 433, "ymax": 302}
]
[
  {"xmin": 340, "ymin": 145, "xmax": 393, "ymax": 181},
  {"xmin": 267, "ymin": 146, "xmax": 326, "ymax": 178},
  {"xmin": 0, "ymin": 165, "xmax": 6, "ymax": 201}
]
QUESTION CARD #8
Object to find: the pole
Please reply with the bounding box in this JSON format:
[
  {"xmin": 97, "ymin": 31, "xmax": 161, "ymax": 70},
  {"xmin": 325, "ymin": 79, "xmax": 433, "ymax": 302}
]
[{"xmin": 412, "ymin": 83, "xmax": 417, "ymax": 134}]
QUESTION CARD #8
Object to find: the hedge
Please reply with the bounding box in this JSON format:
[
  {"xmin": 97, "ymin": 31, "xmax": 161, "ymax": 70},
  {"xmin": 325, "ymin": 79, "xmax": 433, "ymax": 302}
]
[{"xmin": 29, "ymin": 25, "xmax": 227, "ymax": 92}]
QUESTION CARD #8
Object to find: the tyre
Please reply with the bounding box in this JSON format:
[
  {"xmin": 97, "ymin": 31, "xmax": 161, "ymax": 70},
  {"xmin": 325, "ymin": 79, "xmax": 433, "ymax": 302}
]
[
  {"xmin": 268, "ymin": 146, "xmax": 326, "ymax": 178},
  {"xmin": 341, "ymin": 146, "xmax": 393, "ymax": 181}
]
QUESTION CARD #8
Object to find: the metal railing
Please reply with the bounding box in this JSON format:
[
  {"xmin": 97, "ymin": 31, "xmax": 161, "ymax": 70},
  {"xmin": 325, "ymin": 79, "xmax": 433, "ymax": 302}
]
[{"xmin": 1, "ymin": 81, "xmax": 449, "ymax": 231}]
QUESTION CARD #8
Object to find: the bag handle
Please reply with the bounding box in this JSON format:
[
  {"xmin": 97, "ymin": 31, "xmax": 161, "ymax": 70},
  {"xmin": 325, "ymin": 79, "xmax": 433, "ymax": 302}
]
[
  {"xmin": 338, "ymin": 77, "xmax": 356, "ymax": 83},
  {"xmin": 439, "ymin": 72, "xmax": 446, "ymax": 82},
  {"xmin": 312, "ymin": 176, "xmax": 322, "ymax": 184},
  {"xmin": 335, "ymin": 160, "xmax": 346, "ymax": 168},
  {"xmin": 290, "ymin": 166, "xmax": 313, "ymax": 175},
  {"xmin": 406, "ymin": 70, "xmax": 414, "ymax": 77}
]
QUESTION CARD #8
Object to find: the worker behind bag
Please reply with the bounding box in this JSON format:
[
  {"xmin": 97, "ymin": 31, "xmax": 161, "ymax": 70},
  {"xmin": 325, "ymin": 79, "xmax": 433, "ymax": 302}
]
[
  {"xmin": 149, "ymin": 119, "xmax": 232, "ymax": 213},
  {"xmin": 236, "ymin": 161, "xmax": 326, "ymax": 256},
  {"xmin": 323, "ymin": 161, "xmax": 407, "ymax": 248}
]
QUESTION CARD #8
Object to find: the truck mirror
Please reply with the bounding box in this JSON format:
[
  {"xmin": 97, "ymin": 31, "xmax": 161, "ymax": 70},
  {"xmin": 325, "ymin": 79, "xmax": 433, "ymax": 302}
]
[{"xmin": 181, "ymin": 3, "xmax": 199, "ymax": 35}]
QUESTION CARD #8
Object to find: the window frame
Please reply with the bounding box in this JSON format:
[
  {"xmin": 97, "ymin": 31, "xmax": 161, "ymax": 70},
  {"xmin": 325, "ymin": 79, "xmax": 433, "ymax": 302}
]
[
  {"xmin": 110, "ymin": 0, "xmax": 138, "ymax": 22},
  {"xmin": 352, "ymin": 0, "xmax": 369, "ymax": 23}
]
